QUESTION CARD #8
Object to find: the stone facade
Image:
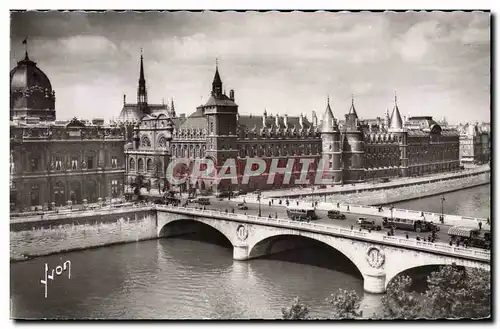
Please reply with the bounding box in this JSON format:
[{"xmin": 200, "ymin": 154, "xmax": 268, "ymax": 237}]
[
  {"xmin": 122, "ymin": 56, "xmax": 462, "ymax": 194},
  {"xmin": 458, "ymin": 122, "xmax": 491, "ymax": 165},
  {"xmin": 9, "ymin": 52, "xmax": 127, "ymax": 212}
]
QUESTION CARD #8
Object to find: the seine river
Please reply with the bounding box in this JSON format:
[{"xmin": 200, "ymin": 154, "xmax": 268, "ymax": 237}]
[{"xmin": 10, "ymin": 184, "xmax": 490, "ymax": 319}]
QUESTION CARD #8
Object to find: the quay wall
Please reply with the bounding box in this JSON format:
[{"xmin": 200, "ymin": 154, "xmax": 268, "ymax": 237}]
[
  {"xmin": 265, "ymin": 168, "xmax": 490, "ymax": 204},
  {"xmin": 321, "ymin": 172, "xmax": 489, "ymax": 206},
  {"xmin": 10, "ymin": 207, "xmax": 157, "ymax": 262}
]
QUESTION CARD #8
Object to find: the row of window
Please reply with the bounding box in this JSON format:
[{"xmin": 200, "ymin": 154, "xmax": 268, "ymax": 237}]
[
  {"xmin": 24, "ymin": 155, "xmax": 120, "ymax": 172},
  {"xmin": 129, "ymin": 158, "xmax": 162, "ymax": 173}
]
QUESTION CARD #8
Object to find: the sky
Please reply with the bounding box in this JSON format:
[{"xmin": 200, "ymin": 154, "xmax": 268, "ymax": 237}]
[{"xmin": 9, "ymin": 11, "xmax": 491, "ymax": 124}]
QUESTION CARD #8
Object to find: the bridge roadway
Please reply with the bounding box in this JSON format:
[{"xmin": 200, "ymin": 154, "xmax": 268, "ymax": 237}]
[
  {"xmin": 156, "ymin": 203, "xmax": 489, "ymax": 293},
  {"xmin": 185, "ymin": 198, "xmax": 457, "ymax": 243}
]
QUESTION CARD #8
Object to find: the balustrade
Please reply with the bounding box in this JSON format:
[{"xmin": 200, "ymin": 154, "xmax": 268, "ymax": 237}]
[{"xmin": 164, "ymin": 206, "xmax": 489, "ymax": 261}]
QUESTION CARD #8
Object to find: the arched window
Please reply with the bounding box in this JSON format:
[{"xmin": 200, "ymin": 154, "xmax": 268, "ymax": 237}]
[
  {"xmin": 138, "ymin": 158, "xmax": 144, "ymax": 172},
  {"xmin": 147, "ymin": 159, "xmax": 153, "ymax": 172},
  {"xmin": 141, "ymin": 135, "xmax": 151, "ymax": 148},
  {"xmin": 129, "ymin": 158, "xmax": 136, "ymax": 171},
  {"xmin": 158, "ymin": 135, "xmax": 167, "ymax": 148}
]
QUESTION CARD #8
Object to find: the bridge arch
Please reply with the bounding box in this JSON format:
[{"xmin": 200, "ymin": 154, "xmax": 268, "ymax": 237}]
[
  {"xmin": 385, "ymin": 257, "xmax": 490, "ymax": 289},
  {"xmin": 247, "ymin": 233, "xmax": 364, "ymax": 278},
  {"xmin": 246, "ymin": 230, "xmax": 370, "ymax": 281},
  {"xmin": 157, "ymin": 215, "xmax": 238, "ymax": 248}
]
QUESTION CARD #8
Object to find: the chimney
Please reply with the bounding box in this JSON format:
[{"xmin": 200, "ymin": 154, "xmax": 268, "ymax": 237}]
[
  {"xmin": 312, "ymin": 111, "xmax": 318, "ymax": 126},
  {"xmin": 299, "ymin": 113, "xmax": 304, "ymax": 128},
  {"xmin": 230, "ymin": 89, "xmax": 234, "ymax": 100},
  {"xmin": 123, "ymin": 94, "xmax": 126, "ymax": 105},
  {"xmin": 275, "ymin": 114, "xmax": 280, "ymax": 127},
  {"xmin": 284, "ymin": 114, "xmax": 288, "ymax": 128}
]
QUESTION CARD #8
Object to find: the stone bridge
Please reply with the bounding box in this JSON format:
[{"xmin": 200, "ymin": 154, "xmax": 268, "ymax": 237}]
[{"xmin": 156, "ymin": 205, "xmax": 490, "ymax": 294}]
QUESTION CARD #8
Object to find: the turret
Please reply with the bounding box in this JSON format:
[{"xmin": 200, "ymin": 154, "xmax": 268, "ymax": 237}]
[
  {"xmin": 389, "ymin": 93, "xmax": 403, "ymax": 132},
  {"xmin": 320, "ymin": 97, "xmax": 342, "ymax": 184}
]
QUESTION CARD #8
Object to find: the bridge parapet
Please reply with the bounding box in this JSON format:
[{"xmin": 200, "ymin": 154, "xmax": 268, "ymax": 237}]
[
  {"xmin": 231, "ymin": 195, "xmax": 488, "ymax": 229},
  {"xmin": 155, "ymin": 205, "xmax": 490, "ymax": 263}
]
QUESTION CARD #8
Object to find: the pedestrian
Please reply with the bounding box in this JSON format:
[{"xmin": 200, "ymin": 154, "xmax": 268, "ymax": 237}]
[
  {"xmin": 337, "ymin": 202, "xmax": 340, "ymax": 208},
  {"xmin": 347, "ymin": 205, "xmax": 350, "ymax": 211},
  {"xmin": 449, "ymin": 240, "xmax": 452, "ymax": 246},
  {"xmin": 479, "ymin": 221, "xmax": 483, "ymax": 230},
  {"xmin": 225, "ymin": 209, "xmax": 228, "ymax": 213},
  {"xmin": 269, "ymin": 201, "xmax": 271, "ymax": 207},
  {"xmin": 275, "ymin": 213, "xmax": 278, "ymax": 219},
  {"xmin": 350, "ymin": 225, "xmax": 353, "ymax": 230},
  {"xmin": 271, "ymin": 199, "xmax": 274, "ymax": 205},
  {"xmin": 268, "ymin": 214, "xmax": 272, "ymax": 219},
  {"xmin": 296, "ymin": 201, "xmax": 299, "ymax": 206},
  {"xmin": 406, "ymin": 234, "xmax": 409, "ymax": 239}
]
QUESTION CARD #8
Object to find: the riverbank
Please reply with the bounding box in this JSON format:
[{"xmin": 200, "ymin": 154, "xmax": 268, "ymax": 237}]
[
  {"xmin": 263, "ymin": 165, "xmax": 490, "ymax": 202},
  {"xmin": 252, "ymin": 166, "xmax": 490, "ymax": 206},
  {"xmin": 10, "ymin": 207, "xmax": 157, "ymax": 262}
]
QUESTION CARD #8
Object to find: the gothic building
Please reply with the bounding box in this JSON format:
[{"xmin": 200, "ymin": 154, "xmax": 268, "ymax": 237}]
[
  {"xmin": 125, "ymin": 59, "xmax": 461, "ymax": 195},
  {"xmin": 10, "ymin": 51, "xmax": 126, "ymax": 211}
]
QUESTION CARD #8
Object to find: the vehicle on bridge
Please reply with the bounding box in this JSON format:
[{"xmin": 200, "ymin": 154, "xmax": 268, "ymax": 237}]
[
  {"xmin": 286, "ymin": 205, "xmax": 318, "ymax": 222},
  {"xmin": 165, "ymin": 197, "xmax": 181, "ymax": 206},
  {"xmin": 195, "ymin": 198, "xmax": 211, "ymax": 205},
  {"xmin": 447, "ymin": 226, "xmax": 491, "ymax": 250},
  {"xmin": 358, "ymin": 217, "xmax": 382, "ymax": 231},
  {"xmin": 382, "ymin": 217, "xmax": 439, "ymax": 233},
  {"xmin": 237, "ymin": 203, "xmax": 248, "ymax": 210},
  {"xmin": 327, "ymin": 210, "xmax": 346, "ymax": 220}
]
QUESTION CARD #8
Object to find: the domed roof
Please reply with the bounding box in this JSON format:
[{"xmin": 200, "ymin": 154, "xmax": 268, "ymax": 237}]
[{"xmin": 10, "ymin": 52, "xmax": 52, "ymax": 93}]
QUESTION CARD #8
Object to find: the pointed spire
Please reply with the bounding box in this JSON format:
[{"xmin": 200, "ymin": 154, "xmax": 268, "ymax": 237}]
[
  {"xmin": 321, "ymin": 95, "xmax": 337, "ymax": 133},
  {"xmin": 170, "ymin": 97, "xmax": 176, "ymax": 117},
  {"xmin": 137, "ymin": 49, "xmax": 148, "ymax": 106},
  {"xmin": 139, "ymin": 48, "xmax": 145, "ymax": 82},
  {"xmin": 389, "ymin": 92, "xmax": 403, "ymax": 130},
  {"xmin": 211, "ymin": 58, "xmax": 223, "ymax": 97},
  {"xmin": 348, "ymin": 94, "xmax": 358, "ymax": 118}
]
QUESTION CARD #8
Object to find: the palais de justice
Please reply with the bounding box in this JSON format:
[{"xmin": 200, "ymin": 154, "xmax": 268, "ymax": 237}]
[{"xmin": 10, "ymin": 52, "xmax": 490, "ymax": 210}]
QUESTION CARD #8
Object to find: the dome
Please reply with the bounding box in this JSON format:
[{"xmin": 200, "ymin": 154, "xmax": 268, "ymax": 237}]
[
  {"xmin": 10, "ymin": 52, "xmax": 56, "ymax": 122},
  {"xmin": 10, "ymin": 53, "xmax": 52, "ymax": 92}
]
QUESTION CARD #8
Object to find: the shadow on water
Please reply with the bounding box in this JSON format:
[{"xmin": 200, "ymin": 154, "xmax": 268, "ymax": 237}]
[
  {"xmin": 162, "ymin": 221, "xmax": 233, "ymax": 249},
  {"xmin": 257, "ymin": 238, "xmax": 363, "ymax": 280},
  {"xmin": 391, "ymin": 265, "xmax": 447, "ymax": 293}
]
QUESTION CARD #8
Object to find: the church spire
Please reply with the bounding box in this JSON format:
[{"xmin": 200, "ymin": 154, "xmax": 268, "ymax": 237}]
[
  {"xmin": 211, "ymin": 58, "xmax": 223, "ymax": 98},
  {"xmin": 137, "ymin": 48, "xmax": 148, "ymax": 106},
  {"xmin": 348, "ymin": 93, "xmax": 358, "ymax": 118}
]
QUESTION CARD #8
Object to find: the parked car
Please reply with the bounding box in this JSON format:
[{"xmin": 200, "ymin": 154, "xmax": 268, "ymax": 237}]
[
  {"xmin": 358, "ymin": 218, "xmax": 381, "ymax": 231},
  {"xmin": 196, "ymin": 197, "xmax": 211, "ymax": 205},
  {"xmin": 237, "ymin": 203, "xmax": 248, "ymax": 210},
  {"xmin": 327, "ymin": 210, "xmax": 346, "ymax": 220}
]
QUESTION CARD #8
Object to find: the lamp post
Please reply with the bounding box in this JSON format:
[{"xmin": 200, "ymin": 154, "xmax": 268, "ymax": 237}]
[
  {"xmin": 390, "ymin": 205, "xmax": 394, "ymax": 219},
  {"xmin": 440, "ymin": 196, "xmax": 445, "ymax": 223},
  {"xmin": 257, "ymin": 191, "xmax": 262, "ymax": 217}
]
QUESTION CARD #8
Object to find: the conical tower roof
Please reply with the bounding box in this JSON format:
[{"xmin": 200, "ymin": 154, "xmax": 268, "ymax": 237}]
[
  {"xmin": 348, "ymin": 94, "xmax": 358, "ymax": 118},
  {"xmin": 321, "ymin": 97, "xmax": 338, "ymax": 133},
  {"xmin": 389, "ymin": 93, "xmax": 403, "ymax": 130}
]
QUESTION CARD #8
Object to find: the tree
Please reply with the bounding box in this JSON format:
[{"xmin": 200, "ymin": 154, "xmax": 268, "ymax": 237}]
[
  {"xmin": 153, "ymin": 158, "xmax": 163, "ymax": 191},
  {"xmin": 424, "ymin": 265, "xmax": 490, "ymax": 319},
  {"xmin": 326, "ymin": 288, "xmax": 362, "ymax": 319},
  {"xmin": 281, "ymin": 297, "xmax": 310, "ymax": 320},
  {"xmin": 131, "ymin": 174, "xmax": 146, "ymax": 200},
  {"xmin": 381, "ymin": 275, "xmax": 424, "ymax": 319},
  {"xmin": 382, "ymin": 265, "xmax": 491, "ymax": 319}
]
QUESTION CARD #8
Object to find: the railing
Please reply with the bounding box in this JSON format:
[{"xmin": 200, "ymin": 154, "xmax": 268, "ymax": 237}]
[
  {"xmin": 10, "ymin": 203, "xmax": 154, "ymax": 223},
  {"xmin": 156, "ymin": 205, "xmax": 490, "ymax": 262},
  {"xmin": 231, "ymin": 196, "xmax": 489, "ymax": 227}
]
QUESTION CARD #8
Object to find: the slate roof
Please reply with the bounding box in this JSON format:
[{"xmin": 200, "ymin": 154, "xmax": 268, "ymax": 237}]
[{"xmin": 237, "ymin": 114, "xmax": 313, "ymax": 131}]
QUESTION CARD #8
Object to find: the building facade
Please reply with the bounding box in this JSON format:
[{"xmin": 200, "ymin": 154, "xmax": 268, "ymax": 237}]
[
  {"xmin": 458, "ymin": 122, "xmax": 491, "ymax": 165},
  {"xmin": 10, "ymin": 51, "xmax": 126, "ymax": 211},
  {"xmin": 124, "ymin": 58, "xmax": 462, "ymax": 195}
]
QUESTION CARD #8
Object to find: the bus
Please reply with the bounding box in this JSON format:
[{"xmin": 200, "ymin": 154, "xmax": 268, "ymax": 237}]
[
  {"xmin": 447, "ymin": 226, "xmax": 491, "ymax": 250},
  {"xmin": 286, "ymin": 205, "xmax": 318, "ymax": 222},
  {"xmin": 382, "ymin": 217, "xmax": 439, "ymax": 233}
]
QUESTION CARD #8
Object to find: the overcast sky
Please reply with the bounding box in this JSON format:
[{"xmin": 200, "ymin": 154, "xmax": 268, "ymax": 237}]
[{"xmin": 10, "ymin": 11, "xmax": 490, "ymax": 124}]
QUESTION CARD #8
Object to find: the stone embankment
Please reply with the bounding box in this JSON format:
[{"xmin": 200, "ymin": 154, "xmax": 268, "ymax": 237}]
[{"xmin": 10, "ymin": 206, "xmax": 157, "ymax": 262}]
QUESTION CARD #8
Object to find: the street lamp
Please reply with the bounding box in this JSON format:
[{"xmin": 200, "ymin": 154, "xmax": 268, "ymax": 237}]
[
  {"xmin": 440, "ymin": 196, "xmax": 445, "ymax": 223},
  {"xmin": 257, "ymin": 191, "xmax": 262, "ymax": 217}
]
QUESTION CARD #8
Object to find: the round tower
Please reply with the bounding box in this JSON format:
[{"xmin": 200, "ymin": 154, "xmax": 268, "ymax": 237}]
[
  {"xmin": 320, "ymin": 97, "xmax": 342, "ymax": 185},
  {"xmin": 388, "ymin": 93, "xmax": 408, "ymax": 177},
  {"xmin": 342, "ymin": 96, "xmax": 365, "ymax": 183}
]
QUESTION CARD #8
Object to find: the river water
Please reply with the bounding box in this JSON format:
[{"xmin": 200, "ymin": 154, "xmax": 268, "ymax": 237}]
[{"xmin": 10, "ymin": 184, "xmax": 490, "ymax": 319}]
